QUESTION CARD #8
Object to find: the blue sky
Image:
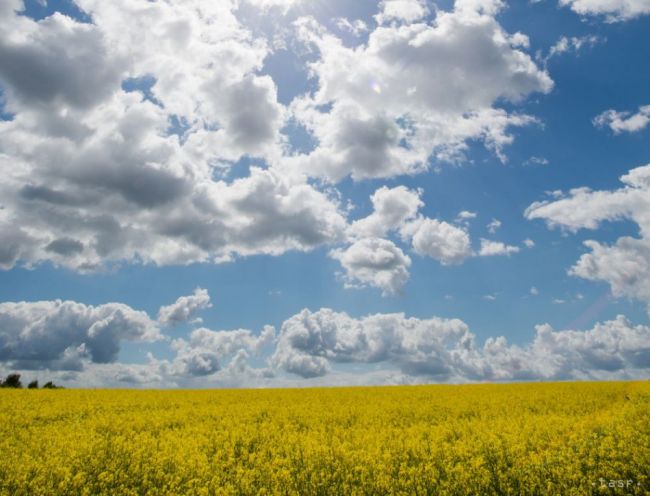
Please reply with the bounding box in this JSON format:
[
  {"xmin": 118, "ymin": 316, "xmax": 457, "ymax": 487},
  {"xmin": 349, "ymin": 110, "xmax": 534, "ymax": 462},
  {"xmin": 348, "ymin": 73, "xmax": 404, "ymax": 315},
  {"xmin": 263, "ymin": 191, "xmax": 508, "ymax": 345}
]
[{"xmin": 0, "ymin": 0, "xmax": 649, "ymax": 387}]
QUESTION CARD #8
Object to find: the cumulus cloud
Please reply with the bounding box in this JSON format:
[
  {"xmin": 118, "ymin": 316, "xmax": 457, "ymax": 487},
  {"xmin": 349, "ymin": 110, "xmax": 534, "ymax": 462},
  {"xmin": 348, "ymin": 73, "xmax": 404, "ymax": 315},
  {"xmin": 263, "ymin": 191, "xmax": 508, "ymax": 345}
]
[
  {"xmin": 87, "ymin": 324, "xmax": 277, "ymax": 387},
  {"xmin": 333, "ymin": 185, "xmax": 476, "ymax": 295},
  {"xmin": 0, "ymin": 0, "xmax": 552, "ymax": 277},
  {"xmin": 3, "ymin": 297, "xmax": 649, "ymax": 386},
  {"xmin": 0, "ymin": 223, "xmax": 36, "ymax": 270},
  {"xmin": 0, "ymin": 292, "xmax": 277, "ymax": 387},
  {"xmin": 457, "ymin": 210, "xmax": 477, "ymax": 221},
  {"xmin": 286, "ymin": 0, "xmax": 552, "ymax": 181},
  {"xmin": 406, "ymin": 218, "xmax": 473, "ymax": 265},
  {"xmin": 478, "ymin": 239, "xmax": 520, "ymax": 256},
  {"xmin": 0, "ymin": 1, "xmax": 349, "ymax": 272},
  {"xmin": 272, "ymin": 308, "xmax": 475, "ymax": 378},
  {"xmin": 0, "ymin": 13, "xmax": 123, "ymax": 112},
  {"xmin": 526, "ymin": 164, "xmax": 650, "ymax": 313},
  {"xmin": 0, "ymin": 0, "xmax": 22, "ymax": 21},
  {"xmin": 375, "ymin": 0, "xmax": 430, "ymax": 25},
  {"xmin": 559, "ymin": 0, "xmax": 650, "ymax": 21},
  {"xmin": 594, "ymin": 105, "xmax": 650, "ymax": 134},
  {"xmin": 158, "ymin": 288, "xmax": 212, "ymax": 326},
  {"xmin": 0, "ymin": 299, "xmax": 161, "ymax": 370},
  {"xmin": 273, "ymin": 308, "xmax": 650, "ymax": 381},
  {"xmin": 1, "ymin": 143, "xmax": 348, "ymax": 269},
  {"xmin": 165, "ymin": 325, "xmax": 275, "ymax": 377},
  {"xmin": 330, "ymin": 238, "xmax": 411, "ymax": 296},
  {"xmin": 483, "ymin": 315, "xmax": 650, "ymax": 379},
  {"xmin": 349, "ymin": 186, "xmax": 422, "ymax": 239}
]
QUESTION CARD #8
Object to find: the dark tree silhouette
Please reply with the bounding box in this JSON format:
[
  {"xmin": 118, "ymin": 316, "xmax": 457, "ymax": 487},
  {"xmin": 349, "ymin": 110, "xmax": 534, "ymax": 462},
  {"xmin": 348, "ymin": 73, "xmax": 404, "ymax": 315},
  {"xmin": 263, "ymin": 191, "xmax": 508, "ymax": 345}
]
[
  {"xmin": 1, "ymin": 373, "xmax": 23, "ymax": 388},
  {"xmin": 0, "ymin": 374, "xmax": 61, "ymax": 389}
]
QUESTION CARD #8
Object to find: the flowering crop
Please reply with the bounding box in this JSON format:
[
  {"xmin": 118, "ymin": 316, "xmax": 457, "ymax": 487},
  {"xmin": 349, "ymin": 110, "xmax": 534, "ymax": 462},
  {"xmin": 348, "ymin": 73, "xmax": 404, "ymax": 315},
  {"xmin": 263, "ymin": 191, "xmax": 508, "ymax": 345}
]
[{"xmin": 0, "ymin": 382, "xmax": 648, "ymax": 495}]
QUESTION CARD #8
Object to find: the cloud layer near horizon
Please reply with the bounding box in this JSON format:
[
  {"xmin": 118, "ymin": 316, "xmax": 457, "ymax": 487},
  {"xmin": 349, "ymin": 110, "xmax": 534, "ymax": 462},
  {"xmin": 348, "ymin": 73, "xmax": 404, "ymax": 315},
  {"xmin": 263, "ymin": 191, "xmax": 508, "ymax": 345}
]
[{"xmin": 1, "ymin": 290, "xmax": 648, "ymax": 388}]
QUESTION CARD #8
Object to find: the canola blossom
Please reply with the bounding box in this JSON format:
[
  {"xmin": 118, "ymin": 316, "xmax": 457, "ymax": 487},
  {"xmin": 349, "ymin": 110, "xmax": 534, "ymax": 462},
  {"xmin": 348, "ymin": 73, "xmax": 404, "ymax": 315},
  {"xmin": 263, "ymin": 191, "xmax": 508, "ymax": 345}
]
[{"xmin": 0, "ymin": 382, "xmax": 648, "ymax": 495}]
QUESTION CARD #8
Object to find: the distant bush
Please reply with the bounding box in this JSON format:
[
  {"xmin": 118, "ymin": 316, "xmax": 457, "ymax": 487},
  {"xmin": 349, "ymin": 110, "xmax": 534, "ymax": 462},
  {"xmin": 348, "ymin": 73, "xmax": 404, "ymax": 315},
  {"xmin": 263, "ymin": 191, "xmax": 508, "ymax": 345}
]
[
  {"xmin": 42, "ymin": 381, "xmax": 62, "ymax": 389},
  {"xmin": 0, "ymin": 374, "xmax": 61, "ymax": 389},
  {"xmin": 1, "ymin": 373, "xmax": 22, "ymax": 388}
]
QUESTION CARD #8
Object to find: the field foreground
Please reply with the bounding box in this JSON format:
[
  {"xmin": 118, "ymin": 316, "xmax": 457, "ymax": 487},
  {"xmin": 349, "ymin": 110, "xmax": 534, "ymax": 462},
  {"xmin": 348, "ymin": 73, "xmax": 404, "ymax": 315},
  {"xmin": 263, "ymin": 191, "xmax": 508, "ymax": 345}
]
[{"xmin": 0, "ymin": 382, "xmax": 648, "ymax": 495}]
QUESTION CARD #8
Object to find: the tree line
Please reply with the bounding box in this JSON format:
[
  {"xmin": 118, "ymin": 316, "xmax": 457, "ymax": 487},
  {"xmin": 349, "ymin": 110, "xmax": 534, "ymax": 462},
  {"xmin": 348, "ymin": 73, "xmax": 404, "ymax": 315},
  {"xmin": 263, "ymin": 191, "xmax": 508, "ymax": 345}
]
[{"xmin": 0, "ymin": 373, "xmax": 61, "ymax": 389}]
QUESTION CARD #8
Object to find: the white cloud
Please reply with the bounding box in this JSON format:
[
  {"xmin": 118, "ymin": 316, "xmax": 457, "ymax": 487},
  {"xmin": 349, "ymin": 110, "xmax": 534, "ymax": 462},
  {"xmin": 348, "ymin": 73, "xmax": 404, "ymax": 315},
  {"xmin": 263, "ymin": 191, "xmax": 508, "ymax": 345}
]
[
  {"xmin": 349, "ymin": 186, "xmax": 423, "ymax": 239},
  {"xmin": 0, "ymin": 2, "xmax": 353, "ymax": 272},
  {"xmin": 0, "ymin": 0, "xmax": 22, "ymax": 21},
  {"xmin": 286, "ymin": 1, "xmax": 552, "ymax": 181},
  {"xmin": 158, "ymin": 288, "xmax": 212, "ymax": 327},
  {"xmin": 330, "ymin": 238, "xmax": 411, "ymax": 296},
  {"xmin": 530, "ymin": 286, "xmax": 539, "ymax": 295},
  {"xmin": 0, "ymin": 299, "xmax": 161, "ymax": 370},
  {"xmin": 3, "ymin": 299, "xmax": 649, "ymax": 386},
  {"xmin": 0, "ymin": 0, "xmax": 552, "ymax": 277},
  {"xmin": 560, "ymin": 0, "xmax": 650, "ymax": 21},
  {"xmin": 273, "ymin": 308, "xmax": 650, "ymax": 381},
  {"xmin": 336, "ymin": 186, "xmax": 475, "ymax": 294},
  {"xmin": 524, "ymin": 238, "xmax": 535, "ymax": 248},
  {"xmin": 165, "ymin": 325, "xmax": 275, "ymax": 377},
  {"xmin": 407, "ymin": 218, "xmax": 473, "ymax": 265},
  {"xmin": 455, "ymin": 0, "xmax": 506, "ymax": 17},
  {"xmin": 523, "ymin": 156, "xmax": 549, "ymax": 167},
  {"xmin": 594, "ymin": 105, "xmax": 650, "ymax": 134},
  {"xmin": 105, "ymin": 326, "xmax": 277, "ymax": 387},
  {"xmin": 487, "ymin": 218, "xmax": 502, "ymax": 234},
  {"xmin": 243, "ymin": 0, "xmax": 304, "ymax": 12},
  {"xmin": 334, "ymin": 18, "xmax": 369, "ymax": 37},
  {"xmin": 350, "ymin": 188, "xmax": 472, "ymax": 266},
  {"xmin": 478, "ymin": 239, "xmax": 521, "ymax": 256},
  {"xmin": 571, "ymin": 238, "xmax": 650, "ymax": 310},
  {"xmin": 272, "ymin": 308, "xmax": 478, "ymax": 378},
  {"xmin": 0, "ymin": 291, "xmax": 278, "ymax": 387},
  {"xmin": 0, "ymin": 223, "xmax": 36, "ymax": 270},
  {"xmin": 0, "ymin": 140, "xmax": 348, "ymax": 269},
  {"xmin": 544, "ymin": 35, "xmax": 601, "ymax": 62},
  {"xmin": 375, "ymin": 0, "xmax": 430, "ymax": 25},
  {"xmin": 526, "ymin": 164, "xmax": 650, "ymax": 313},
  {"xmin": 457, "ymin": 210, "xmax": 477, "ymax": 221},
  {"xmin": 0, "ymin": 13, "xmax": 124, "ymax": 113},
  {"xmin": 455, "ymin": 210, "xmax": 477, "ymax": 229}
]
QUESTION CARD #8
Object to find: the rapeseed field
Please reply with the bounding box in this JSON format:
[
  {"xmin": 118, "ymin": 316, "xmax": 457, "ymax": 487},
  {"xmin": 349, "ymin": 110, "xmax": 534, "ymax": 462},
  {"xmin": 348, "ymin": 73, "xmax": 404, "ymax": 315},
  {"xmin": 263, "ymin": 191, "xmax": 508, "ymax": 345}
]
[{"xmin": 0, "ymin": 382, "xmax": 648, "ymax": 495}]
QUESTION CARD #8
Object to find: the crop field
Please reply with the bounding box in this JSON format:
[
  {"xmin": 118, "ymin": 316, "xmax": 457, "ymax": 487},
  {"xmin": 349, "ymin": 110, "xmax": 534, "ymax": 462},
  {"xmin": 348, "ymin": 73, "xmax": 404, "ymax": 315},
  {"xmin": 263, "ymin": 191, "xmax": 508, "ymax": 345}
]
[{"xmin": 0, "ymin": 382, "xmax": 648, "ymax": 495}]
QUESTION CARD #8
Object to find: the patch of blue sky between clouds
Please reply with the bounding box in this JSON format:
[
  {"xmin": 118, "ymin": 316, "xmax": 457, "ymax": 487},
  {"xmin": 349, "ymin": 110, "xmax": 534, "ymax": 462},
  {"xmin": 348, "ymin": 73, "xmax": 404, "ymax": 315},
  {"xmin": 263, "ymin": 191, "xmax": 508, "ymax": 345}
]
[
  {"xmin": 0, "ymin": 88, "xmax": 13, "ymax": 121},
  {"xmin": 19, "ymin": 0, "xmax": 91, "ymax": 23},
  {"xmin": 121, "ymin": 76, "xmax": 161, "ymax": 107},
  {"xmin": 282, "ymin": 118, "xmax": 318, "ymax": 154}
]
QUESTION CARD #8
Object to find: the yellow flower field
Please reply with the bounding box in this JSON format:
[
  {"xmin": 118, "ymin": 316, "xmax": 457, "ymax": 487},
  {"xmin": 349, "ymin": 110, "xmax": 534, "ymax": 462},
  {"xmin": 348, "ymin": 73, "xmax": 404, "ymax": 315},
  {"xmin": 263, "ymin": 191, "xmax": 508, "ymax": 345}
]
[{"xmin": 0, "ymin": 382, "xmax": 648, "ymax": 495}]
